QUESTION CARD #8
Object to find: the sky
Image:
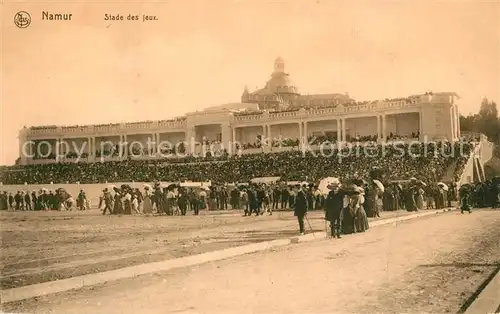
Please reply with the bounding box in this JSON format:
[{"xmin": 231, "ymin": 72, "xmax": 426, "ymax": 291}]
[{"xmin": 1, "ymin": 0, "xmax": 499, "ymax": 165}]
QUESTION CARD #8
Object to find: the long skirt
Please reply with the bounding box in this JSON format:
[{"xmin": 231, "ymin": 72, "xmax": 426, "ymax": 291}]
[
  {"xmin": 355, "ymin": 208, "xmax": 369, "ymax": 232},
  {"xmin": 341, "ymin": 207, "xmax": 356, "ymax": 234},
  {"xmin": 143, "ymin": 197, "xmax": 153, "ymax": 214}
]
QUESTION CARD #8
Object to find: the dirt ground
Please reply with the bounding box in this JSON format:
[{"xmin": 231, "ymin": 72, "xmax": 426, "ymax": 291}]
[
  {"xmin": 3, "ymin": 209, "xmax": 498, "ymax": 314},
  {"xmin": 0, "ymin": 208, "xmax": 412, "ymax": 289}
]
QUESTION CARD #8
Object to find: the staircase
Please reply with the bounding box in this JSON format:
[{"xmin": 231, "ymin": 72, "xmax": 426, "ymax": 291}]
[{"xmin": 440, "ymin": 160, "xmax": 458, "ymax": 183}]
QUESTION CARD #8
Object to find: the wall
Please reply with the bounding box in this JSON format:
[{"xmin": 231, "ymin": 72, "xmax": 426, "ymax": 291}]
[
  {"xmin": 95, "ymin": 135, "xmax": 121, "ymax": 151},
  {"xmin": 269, "ymin": 123, "xmax": 300, "ymax": 139},
  {"xmin": 306, "ymin": 120, "xmax": 338, "ymax": 137},
  {"xmin": 385, "ymin": 113, "xmax": 419, "ymax": 136},
  {"xmin": 159, "ymin": 132, "xmax": 185, "ymax": 144},
  {"xmin": 194, "ymin": 125, "xmax": 221, "ymax": 142},
  {"xmin": 459, "ymin": 153, "xmax": 475, "ymax": 185},
  {"xmin": 236, "ymin": 126, "xmax": 263, "ymax": 144},
  {"xmin": 479, "ymin": 134, "xmax": 494, "ymax": 166},
  {"xmin": 344, "ymin": 116, "xmax": 377, "ymax": 137}
]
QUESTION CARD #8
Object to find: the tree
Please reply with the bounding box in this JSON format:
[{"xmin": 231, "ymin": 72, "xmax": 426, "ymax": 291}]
[{"xmin": 460, "ymin": 98, "xmax": 500, "ymax": 143}]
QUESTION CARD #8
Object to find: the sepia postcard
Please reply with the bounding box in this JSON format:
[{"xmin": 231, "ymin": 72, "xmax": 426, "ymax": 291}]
[{"xmin": 1, "ymin": 1, "xmax": 499, "ymax": 313}]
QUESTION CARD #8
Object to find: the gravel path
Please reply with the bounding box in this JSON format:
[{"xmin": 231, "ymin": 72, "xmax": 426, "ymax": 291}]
[
  {"xmin": 0, "ymin": 209, "xmax": 411, "ymax": 289},
  {"xmin": 3, "ymin": 209, "xmax": 499, "ymax": 313}
]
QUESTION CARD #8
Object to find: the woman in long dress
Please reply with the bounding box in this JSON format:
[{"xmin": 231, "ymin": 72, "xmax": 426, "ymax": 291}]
[
  {"xmin": 113, "ymin": 189, "xmax": 123, "ymax": 214},
  {"xmin": 123, "ymin": 190, "xmax": 132, "ymax": 215},
  {"xmin": 416, "ymin": 187, "xmax": 425, "ymax": 210},
  {"xmin": 142, "ymin": 187, "xmax": 153, "ymax": 214},
  {"xmin": 356, "ymin": 192, "xmax": 369, "ymax": 232},
  {"xmin": 341, "ymin": 193, "xmax": 356, "ymax": 234}
]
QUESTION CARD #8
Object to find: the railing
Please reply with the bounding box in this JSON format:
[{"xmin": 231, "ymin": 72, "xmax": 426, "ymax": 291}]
[{"xmin": 23, "ymin": 94, "xmax": 449, "ymax": 137}]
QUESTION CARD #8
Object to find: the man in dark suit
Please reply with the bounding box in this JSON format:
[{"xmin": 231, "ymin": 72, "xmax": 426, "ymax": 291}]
[
  {"xmin": 24, "ymin": 192, "xmax": 31, "ymax": 211},
  {"xmin": 294, "ymin": 184, "xmax": 309, "ymax": 235},
  {"xmin": 325, "ymin": 182, "xmax": 344, "ymax": 238}
]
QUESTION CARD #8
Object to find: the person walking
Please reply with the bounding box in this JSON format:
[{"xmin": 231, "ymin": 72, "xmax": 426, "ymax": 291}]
[
  {"xmin": 294, "ymin": 184, "xmax": 309, "ymax": 235},
  {"xmin": 325, "ymin": 181, "xmax": 344, "ymax": 238}
]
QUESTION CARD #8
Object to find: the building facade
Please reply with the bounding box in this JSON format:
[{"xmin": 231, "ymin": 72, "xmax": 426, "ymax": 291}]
[{"xmin": 17, "ymin": 58, "xmax": 461, "ymax": 165}]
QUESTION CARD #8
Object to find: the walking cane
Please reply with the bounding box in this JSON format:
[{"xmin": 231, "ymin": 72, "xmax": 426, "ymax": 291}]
[
  {"xmin": 324, "ymin": 218, "xmax": 328, "ymax": 238},
  {"xmin": 305, "ymin": 214, "xmax": 315, "ymax": 238}
]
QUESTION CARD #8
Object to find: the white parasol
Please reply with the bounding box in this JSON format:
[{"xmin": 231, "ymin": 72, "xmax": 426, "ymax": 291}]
[
  {"xmin": 372, "ymin": 179, "xmax": 385, "ymax": 193},
  {"xmin": 437, "ymin": 182, "xmax": 449, "ymax": 191},
  {"xmin": 318, "ymin": 177, "xmax": 341, "ymax": 195}
]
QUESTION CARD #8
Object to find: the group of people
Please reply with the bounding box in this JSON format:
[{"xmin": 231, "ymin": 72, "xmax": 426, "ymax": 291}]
[
  {"xmin": 98, "ymin": 183, "xmax": 208, "ymax": 216},
  {"xmin": 0, "ymin": 188, "xmax": 90, "ymax": 211},
  {"xmin": 0, "ymin": 141, "xmax": 473, "ymax": 188},
  {"xmin": 459, "ymin": 179, "xmax": 500, "ymax": 213}
]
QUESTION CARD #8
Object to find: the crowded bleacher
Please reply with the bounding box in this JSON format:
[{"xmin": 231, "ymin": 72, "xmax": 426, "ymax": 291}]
[{"xmin": 0, "ymin": 141, "xmax": 474, "ymax": 185}]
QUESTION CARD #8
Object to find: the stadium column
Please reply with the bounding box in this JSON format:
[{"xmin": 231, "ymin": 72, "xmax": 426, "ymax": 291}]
[
  {"xmin": 221, "ymin": 123, "xmax": 231, "ymax": 152},
  {"xmin": 232, "ymin": 127, "xmax": 237, "ymax": 153},
  {"xmin": 303, "ymin": 122, "xmax": 308, "ymax": 143},
  {"xmin": 382, "ymin": 115, "xmax": 387, "ymax": 142},
  {"xmin": 455, "ymin": 105, "xmax": 461, "ymax": 139},
  {"xmin": 418, "ymin": 110, "xmax": 424, "ymax": 141},
  {"xmin": 376, "ymin": 115, "xmax": 381, "ymax": 142},
  {"xmin": 336, "ymin": 119, "xmax": 341, "ymax": 143},
  {"xmin": 299, "ymin": 122, "xmax": 303, "ymax": 143},
  {"xmin": 449, "ymin": 106, "xmax": 455, "ymax": 142},
  {"xmin": 55, "ymin": 138, "xmax": 61, "ymax": 162},
  {"xmin": 454, "ymin": 106, "xmax": 458, "ymax": 140},
  {"xmin": 342, "ymin": 118, "xmax": 347, "ymax": 142},
  {"xmin": 185, "ymin": 127, "xmax": 195, "ymax": 155},
  {"xmin": 87, "ymin": 137, "xmax": 92, "ymax": 157},
  {"xmin": 156, "ymin": 133, "xmax": 160, "ymax": 155}
]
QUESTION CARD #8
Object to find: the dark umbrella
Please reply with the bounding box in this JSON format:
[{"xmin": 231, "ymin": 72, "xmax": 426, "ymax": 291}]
[{"xmin": 121, "ymin": 184, "xmax": 132, "ymax": 191}]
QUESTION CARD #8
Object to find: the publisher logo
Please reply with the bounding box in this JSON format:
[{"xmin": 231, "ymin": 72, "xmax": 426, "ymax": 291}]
[{"xmin": 14, "ymin": 11, "xmax": 31, "ymax": 28}]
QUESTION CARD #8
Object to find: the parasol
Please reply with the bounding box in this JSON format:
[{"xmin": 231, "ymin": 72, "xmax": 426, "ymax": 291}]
[
  {"xmin": 341, "ymin": 183, "xmax": 363, "ymax": 196},
  {"xmin": 372, "ymin": 179, "xmax": 385, "ymax": 193},
  {"xmin": 121, "ymin": 184, "xmax": 132, "ymax": 191},
  {"xmin": 351, "ymin": 178, "xmax": 367, "ymax": 187},
  {"xmin": 437, "ymin": 182, "xmax": 449, "ymax": 191},
  {"xmin": 318, "ymin": 177, "xmax": 341, "ymax": 195}
]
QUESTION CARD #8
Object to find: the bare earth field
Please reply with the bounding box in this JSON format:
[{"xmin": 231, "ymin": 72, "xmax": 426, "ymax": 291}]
[
  {"xmin": 3, "ymin": 209, "xmax": 499, "ymax": 314},
  {"xmin": 0, "ymin": 208, "xmax": 411, "ymax": 290}
]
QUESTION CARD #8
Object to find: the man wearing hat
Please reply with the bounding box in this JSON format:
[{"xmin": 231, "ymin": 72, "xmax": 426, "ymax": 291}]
[
  {"xmin": 325, "ymin": 180, "xmax": 344, "ymax": 238},
  {"xmin": 294, "ymin": 184, "xmax": 309, "ymax": 235}
]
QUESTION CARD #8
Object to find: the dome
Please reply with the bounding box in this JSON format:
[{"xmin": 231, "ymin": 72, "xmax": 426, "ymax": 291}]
[{"xmin": 266, "ymin": 57, "xmax": 299, "ymax": 94}]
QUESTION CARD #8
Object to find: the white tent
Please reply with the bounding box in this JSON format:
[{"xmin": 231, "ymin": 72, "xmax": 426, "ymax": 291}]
[{"xmin": 250, "ymin": 177, "xmax": 281, "ymax": 184}]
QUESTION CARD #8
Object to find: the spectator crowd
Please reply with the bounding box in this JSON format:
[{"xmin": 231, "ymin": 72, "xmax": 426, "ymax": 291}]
[{"xmin": 0, "ymin": 141, "xmax": 473, "ymax": 185}]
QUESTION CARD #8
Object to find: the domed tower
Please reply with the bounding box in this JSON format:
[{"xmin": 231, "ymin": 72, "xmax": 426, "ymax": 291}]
[
  {"xmin": 241, "ymin": 85, "xmax": 250, "ymax": 102},
  {"xmin": 265, "ymin": 57, "xmax": 300, "ymax": 102},
  {"xmin": 274, "ymin": 57, "xmax": 285, "ymax": 74}
]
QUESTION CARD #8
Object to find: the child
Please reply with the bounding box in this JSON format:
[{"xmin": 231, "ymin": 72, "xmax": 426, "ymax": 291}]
[{"xmin": 132, "ymin": 194, "xmax": 140, "ymax": 214}]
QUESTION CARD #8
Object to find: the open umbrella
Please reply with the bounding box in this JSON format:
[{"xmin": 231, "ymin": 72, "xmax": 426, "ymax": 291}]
[
  {"xmin": 437, "ymin": 182, "xmax": 449, "ymax": 191},
  {"xmin": 341, "ymin": 183, "xmax": 363, "ymax": 196},
  {"xmin": 372, "ymin": 179, "xmax": 385, "ymax": 193},
  {"xmin": 318, "ymin": 177, "xmax": 341, "ymax": 195},
  {"xmin": 121, "ymin": 184, "xmax": 132, "ymax": 191}
]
